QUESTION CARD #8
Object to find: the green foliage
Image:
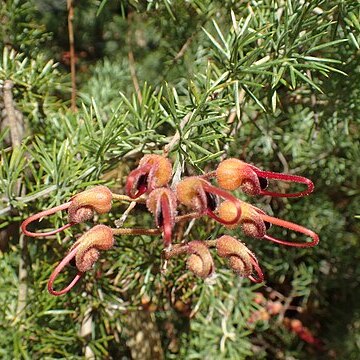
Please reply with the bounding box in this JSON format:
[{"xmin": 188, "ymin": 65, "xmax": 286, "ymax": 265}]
[{"xmin": 0, "ymin": 0, "xmax": 359, "ymax": 359}]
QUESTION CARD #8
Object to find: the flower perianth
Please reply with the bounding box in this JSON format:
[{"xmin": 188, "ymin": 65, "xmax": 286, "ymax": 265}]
[
  {"xmin": 68, "ymin": 185, "xmax": 112, "ymax": 223},
  {"xmin": 70, "ymin": 225, "xmax": 114, "ymax": 272},
  {"xmin": 216, "ymin": 158, "xmax": 314, "ymax": 197},
  {"xmin": 21, "ymin": 185, "xmax": 113, "ymax": 238},
  {"xmin": 126, "ymin": 154, "xmax": 172, "ymax": 198},
  {"xmin": 186, "ymin": 241, "xmax": 215, "ymax": 278},
  {"xmin": 176, "ymin": 177, "xmax": 242, "ymax": 225},
  {"xmin": 146, "ymin": 188, "xmax": 177, "ymax": 247},
  {"xmin": 216, "ymin": 200, "xmax": 267, "ymax": 237},
  {"xmin": 216, "ymin": 235, "xmax": 264, "ymax": 283},
  {"xmin": 47, "ymin": 225, "xmax": 114, "ymax": 296},
  {"xmin": 216, "ymin": 200, "xmax": 319, "ymax": 247}
]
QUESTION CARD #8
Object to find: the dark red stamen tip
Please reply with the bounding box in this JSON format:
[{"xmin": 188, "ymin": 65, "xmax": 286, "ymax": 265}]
[
  {"xmin": 250, "ymin": 165, "xmax": 314, "ymax": 198},
  {"xmin": 21, "ymin": 202, "xmax": 73, "ymax": 237},
  {"xmin": 160, "ymin": 193, "xmax": 173, "ymax": 247},
  {"xmin": 47, "ymin": 245, "xmax": 83, "ymax": 296},
  {"xmin": 258, "ymin": 212, "xmax": 319, "ymax": 248},
  {"xmin": 247, "ymin": 251, "xmax": 264, "ymax": 283},
  {"xmin": 125, "ymin": 163, "xmax": 153, "ymax": 198},
  {"xmin": 201, "ymin": 182, "xmax": 242, "ymax": 225}
]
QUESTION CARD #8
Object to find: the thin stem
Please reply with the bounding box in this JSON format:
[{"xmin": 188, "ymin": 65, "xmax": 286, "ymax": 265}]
[
  {"xmin": 21, "ymin": 202, "xmax": 72, "ymax": 237},
  {"xmin": 114, "ymin": 201, "xmax": 137, "ymax": 228},
  {"xmin": 48, "ymin": 245, "xmax": 83, "ymax": 296},
  {"xmin": 175, "ymin": 212, "xmax": 201, "ymax": 223},
  {"xmin": 199, "ymin": 171, "xmax": 216, "ymax": 180},
  {"xmin": 259, "ymin": 213, "xmax": 319, "ymax": 248},
  {"xmin": 163, "ymin": 243, "xmax": 189, "ymax": 259},
  {"xmin": 111, "ymin": 228, "xmax": 161, "ymax": 236},
  {"xmin": 111, "ymin": 193, "xmax": 146, "ymax": 203},
  {"xmin": 163, "ymin": 239, "xmax": 217, "ymax": 259}
]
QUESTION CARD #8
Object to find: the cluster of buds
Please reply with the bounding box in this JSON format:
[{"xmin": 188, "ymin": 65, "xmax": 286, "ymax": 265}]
[{"xmin": 21, "ymin": 154, "xmax": 319, "ymax": 296}]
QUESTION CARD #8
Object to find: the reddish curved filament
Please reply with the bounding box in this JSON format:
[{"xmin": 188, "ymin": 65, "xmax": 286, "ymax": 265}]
[
  {"xmin": 21, "ymin": 202, "xmax": 73, "ymax": 237},
  {"xmin": 250, "ymin": 165, "xmax": 314, "ymax": 198},
  {"xmin": 47, "ymin": 244, "xmax": 83, "ymax": 296},
  {"xmin": 247, "ymin": 251, "xmax": 264, "ymax": 283},
  {"xmin": 125, "ymin": 163, "xmax": 153, "ymax": 199},
  {"xmin": 201, "ymin": 182, "xmax": 242, "ymax": 225},
  {"xmin": 160, "ymin": 193, "xmax": 172, "ymax": 247},
  {"xmin": 259, "ymin": 213, "xmax": 319, "ymax": 248}
]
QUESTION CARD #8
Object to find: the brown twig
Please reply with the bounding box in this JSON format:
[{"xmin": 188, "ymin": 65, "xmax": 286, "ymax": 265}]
[
  {"xmin": 67, "ymin": 0, "xmax": 77, "ymax": 111},
  {"xmin": 3, "ymin": 80, "xmax": 21, "ymax": 147},
  {"xmin": 3, "ymin": 80, "xmax": 28, "ymax": 322},
  {"xmin": 173, "ymin": 35, "xmax": 194, "ymax": 62},
  {"xmin": 163, "ymin": 111, "xmax": 193, "ymax": 156}
]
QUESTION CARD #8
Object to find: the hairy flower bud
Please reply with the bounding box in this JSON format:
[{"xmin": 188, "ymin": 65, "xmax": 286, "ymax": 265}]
[
  {"xmin": 126, "ymin": 154, "xmax": 172, "ymax": 198},
  {"xmin": 216, "ymin": 235, "xmax": 264, "ymax": 282},
  {"xmin": 216, "ymin": 158, "xmax": 264, "ymax": 195},
  {"xmin": 176, "ymin": 177, "xmax": 242, "ymax": 225},
  {"xmin": 139, "ymin": 155, "xmax": 172, "ymax": 188},
  {"xmin": 71, "ymin": 224, "xmax": 114, "ymax": 272},
  {"xmin": 47, "ymin": 225, "xmax": 114, "ymax": 296},
  {"xmin": 216, "ymin": 200, "xmax": 267, "ymax": 237},
  {"xmin": 216, "ymin": 158, "xmax": 314, "ymax": 198},
  {"xmin": 216, "ymin": 236, "xmax": 253, "ymax": 277},
  {"xmin": 68, "ymin": 185, "xmax": 112, "ymax": 223},
  {"xmin": 186, "ymin": 241, "xmax": 214, "ymax": 278}
]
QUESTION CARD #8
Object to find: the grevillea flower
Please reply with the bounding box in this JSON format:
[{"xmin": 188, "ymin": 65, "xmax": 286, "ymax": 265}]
[
  {"xmin": 21, "ymin": 186, "xmax": 113, "ymax": 237},
  {"xmin": 146, "ymin": 188, "xmax": 177, "ymax": 247},
  {"xmin": 186, "ymin": 241, "xmax": 215, "ymax": 278},
  {"xmin": 175, "ymin": 176, "xmax": 242, "ymax": 225},
  {"xmin": 216, "ymin": 158, "xmax": 314, "ymax": 197},
  {"xmin": 217, "ymin": 200, "xmax": 319, "ymax": 247},
  {"xmin": 216, "ymin": 235, "xmax": 264, "ymax": 282},
  {"xmin": 164, "ymin": 240, "xmax": 215, "ymax": 278},
  {"xmin": 48, "ymin": 225, "xmax": 114, "ymax": 296},
  {"xmin": 126, "ymin": 154, "xmax": 172, "ymax": 199}
]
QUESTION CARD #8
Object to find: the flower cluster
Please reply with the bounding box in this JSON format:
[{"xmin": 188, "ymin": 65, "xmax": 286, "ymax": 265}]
[{"xmin": 21, "ymin": 154, "xmax": 319, "ymax": 296}]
